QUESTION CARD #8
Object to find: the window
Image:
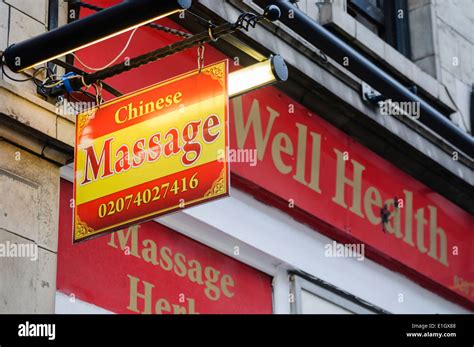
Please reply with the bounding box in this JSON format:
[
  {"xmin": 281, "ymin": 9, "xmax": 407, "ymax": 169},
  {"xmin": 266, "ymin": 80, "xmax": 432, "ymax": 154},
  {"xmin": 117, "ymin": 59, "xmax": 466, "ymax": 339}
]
[
  {"xmin": 290, "ymin": 274, "xmax": 385, "ymax": 314},
  {"xmin": 347, "ymin": 0, "xmax": 411, "ymax": 58}
]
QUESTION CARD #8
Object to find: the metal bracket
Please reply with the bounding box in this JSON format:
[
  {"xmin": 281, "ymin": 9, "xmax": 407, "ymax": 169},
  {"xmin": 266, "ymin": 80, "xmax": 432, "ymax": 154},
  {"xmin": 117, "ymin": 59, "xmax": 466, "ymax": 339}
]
[{"xmin": 362, "ymin": 82, "xmax": 384, "ymax": 103}]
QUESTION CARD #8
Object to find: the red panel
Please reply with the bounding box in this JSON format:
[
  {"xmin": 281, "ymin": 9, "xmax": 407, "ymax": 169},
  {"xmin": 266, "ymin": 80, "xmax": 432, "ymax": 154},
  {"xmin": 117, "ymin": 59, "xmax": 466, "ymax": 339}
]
[
  {"xmin": 229, "ymin": 87, "xmax": 474, "ymax": 309},
  {"xmin": 58, "ymin": 180, "xmax": 272, "ymax": 314}
]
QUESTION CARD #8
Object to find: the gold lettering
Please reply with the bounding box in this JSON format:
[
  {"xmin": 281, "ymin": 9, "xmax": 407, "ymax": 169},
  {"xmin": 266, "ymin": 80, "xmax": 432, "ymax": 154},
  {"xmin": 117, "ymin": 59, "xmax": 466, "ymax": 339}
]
[
  {"xmin": 108, "ymin": 226, "xmax": 140, "ymax": 258},
  {"xmin": 308, "ymin": 131, "xmax": 322, "ymax": 193},
  {"xmin": 128, "ymin": 103, "xmax": 138, "ymax": 120},
  {"xmin": 364, "ymin": 187, "xmax": 382, "ymax": 225},
  {"xmin": 221, "ymin": 274, "xmax": 235, "ymax": 298},
  {"xmin": 415, "ymin": 208, "xmax": 428, "ymax": 253},
  {"xmin": 115, "ymin": 105, "xmax": 128, "ymax": 124},
  {"xmin": 403, "ymin": 190, "xmax": 415, "ymax": 246},
  {"xmin": 384, "ymin": 199, "xmax": 402, "ymax": 238},
  {"xmin": 188, "ymin": 260, "xmax": 204, "ymax": 284},
  {"xmin": 174, "ymin": 92, "xmax": 183, "ymax": 104},
  {"xmin": 272, "ymin": 132, "xmax": 293, "ymax": 174},
  {"xmin": 159, "ymin": 247, "xmax": 173, "ymax": 271},
  {"xmin": 142, "ymin": 239, "xmax": 159, "ymax": 265},
  {"xmin": 172, "ymin": 302, "xmax": 186, "ymax": 314},
  {"xmin": 144, "ymin": 101, "xmax": 155, "ymax": 115},
  {"xmin": 127, "ymin": 274, "xmax": 153, "ymax": 314},
  {"xmin": 232, "ymin": 96, "xmax": 279, "ymax": 161},
  {"xmin": 186, "ymin": 298, "xmax": 198, "ymax": 314},
  {"xmin": 428, "ymin": 206, "xmax": 448, "ymax": 266},
  {"xmin": 174, "ymin": 253, "xmax": 187, "ymax": 277},
  {"xmin": 156, "ymin": 97, "xmax": 165, "ymax": 110},
  {"xmin": 293, "ymin": 123, "xmax": 308, "ymax": 185},
  {"xmin": 155, "ymin": 298, "xmax": 171, "ymax": 314},
  {"xmin": 332, "ymin": 149, "xmax": 365, "ymax": 218},
  {"xmin": 292, "ymin": 124, "xmax": 322, "ymax": 193},
  {"xmin": 204, "ymin": 266, "xmax": 221, "ymax": 301},
  {"xmin": 113, "ymin": 92, "xmax": 184, "ymax": 124}
]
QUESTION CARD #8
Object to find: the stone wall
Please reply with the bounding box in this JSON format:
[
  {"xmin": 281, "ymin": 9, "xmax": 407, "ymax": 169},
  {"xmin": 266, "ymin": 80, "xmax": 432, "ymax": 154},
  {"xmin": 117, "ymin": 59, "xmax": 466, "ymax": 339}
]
[
  {"xmin": 409, "ymin": 0, "xmax": 473, "ymax": 132},
  {"xmin": 0, "ymin": 0, "xmax": 73, "ymax": 313}
]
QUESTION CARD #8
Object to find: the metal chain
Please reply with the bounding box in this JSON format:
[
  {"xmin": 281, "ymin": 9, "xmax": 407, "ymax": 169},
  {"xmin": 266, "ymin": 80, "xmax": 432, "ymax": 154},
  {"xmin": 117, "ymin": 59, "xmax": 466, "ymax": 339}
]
[
  {"xmin": 84, "ymin": 22, "xmax": 237, "ymax": 84},
  {"xmin": 65, "ymin": 7, "xmax": 270, "ymax": 87},
  {"xmin": 94, "ymin": 81, "xmax": 104, "ymax": 106},
  {"xmin": 72, "ymin": 1, "xmax": 192, "ymax": 39},
  {"xmin": 197, "ymin": 45, "xmax": 205, "ymax": 72}
]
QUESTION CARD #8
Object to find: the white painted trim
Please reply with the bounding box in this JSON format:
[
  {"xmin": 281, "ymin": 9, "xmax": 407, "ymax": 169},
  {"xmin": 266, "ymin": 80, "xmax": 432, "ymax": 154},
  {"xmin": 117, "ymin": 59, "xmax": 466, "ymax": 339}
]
[
  {"xmin": 291, "ymin": 275, "xmax": 375, "ymax": 314},
  {"xmin": 55, "ymin": 292, "xmax": 113, "ymax": 314},
  {"xmin": 60, "ymin": 165, "xmax": 74, "ymax": 182},
  {"xmin": 272, "ymin": 266, "xmax": 291, "ymax": 314},
  {"xmin": 157, "ymin": 211, "xmax": 280, "ymax": 276}
]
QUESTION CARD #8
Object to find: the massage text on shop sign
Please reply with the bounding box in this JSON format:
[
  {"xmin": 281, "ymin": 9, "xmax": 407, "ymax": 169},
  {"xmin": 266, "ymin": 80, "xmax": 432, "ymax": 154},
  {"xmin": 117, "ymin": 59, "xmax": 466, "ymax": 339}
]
[{"xmin": 73, "ymin": 61, "xmax": 229, "ymax": 242}]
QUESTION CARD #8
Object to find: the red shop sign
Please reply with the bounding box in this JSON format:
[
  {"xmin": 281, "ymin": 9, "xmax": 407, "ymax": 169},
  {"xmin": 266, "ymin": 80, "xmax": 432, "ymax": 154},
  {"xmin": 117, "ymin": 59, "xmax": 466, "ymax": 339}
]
[
  {"xmin": 73, "ymin": 61, "xmax": 229, "ymax": 242},
  {"xmin": 58, "ymin": 180, "xmax": 272, "ymax": 314},
  {"xmin": 229, "ymin": 87, "xmax": 474, "ymax": 308}
]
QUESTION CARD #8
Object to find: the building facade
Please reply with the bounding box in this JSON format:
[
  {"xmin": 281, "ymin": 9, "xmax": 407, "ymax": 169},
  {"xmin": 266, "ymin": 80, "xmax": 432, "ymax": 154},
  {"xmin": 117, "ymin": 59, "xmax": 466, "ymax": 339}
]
[{"xmin": 0, "ymin": 0, "xmax": 472, "ymax": 314}]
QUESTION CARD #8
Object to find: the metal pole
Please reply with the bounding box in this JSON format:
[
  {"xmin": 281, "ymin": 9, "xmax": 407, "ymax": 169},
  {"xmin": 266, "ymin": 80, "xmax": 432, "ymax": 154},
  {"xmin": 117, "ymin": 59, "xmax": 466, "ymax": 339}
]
[
  {"xmin": 3, "ymin": 0, "xmax": 192, "ymax": 72},
  {"xmin": 256, "ymin": 0, "xmax": 473, "ymax": 158}
]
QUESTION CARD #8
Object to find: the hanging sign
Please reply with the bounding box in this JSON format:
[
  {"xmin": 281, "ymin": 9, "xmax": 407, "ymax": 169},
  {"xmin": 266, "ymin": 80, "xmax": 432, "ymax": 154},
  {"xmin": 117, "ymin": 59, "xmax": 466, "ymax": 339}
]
[{"xmin": 73, "ymin": 61, "xmax": 229, "ymax": 242}]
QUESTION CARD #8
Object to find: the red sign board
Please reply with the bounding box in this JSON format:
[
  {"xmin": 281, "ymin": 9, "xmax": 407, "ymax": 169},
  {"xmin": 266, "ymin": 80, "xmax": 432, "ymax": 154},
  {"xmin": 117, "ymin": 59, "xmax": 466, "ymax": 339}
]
[
  {"xmin": 73, "ymin": 62, "xmax": 229, "ymax": 242},
  {"xmin": 59, "ymin": 180, "xmax": 272, "ymax": 314},
  {"xmin": 230, "ymin": 87, "xmax": 474, "ymax": 308}
]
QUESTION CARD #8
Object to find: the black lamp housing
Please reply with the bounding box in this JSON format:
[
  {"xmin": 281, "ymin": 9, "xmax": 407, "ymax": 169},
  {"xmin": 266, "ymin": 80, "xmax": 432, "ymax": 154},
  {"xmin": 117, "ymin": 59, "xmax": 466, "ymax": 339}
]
[
  {"xmin": 270, "ymin": 55, "xmax": 288, "ymax": 82},
  {"xmin": 3, "ymin": 0, "xmax": 192, "ymax": 72}
]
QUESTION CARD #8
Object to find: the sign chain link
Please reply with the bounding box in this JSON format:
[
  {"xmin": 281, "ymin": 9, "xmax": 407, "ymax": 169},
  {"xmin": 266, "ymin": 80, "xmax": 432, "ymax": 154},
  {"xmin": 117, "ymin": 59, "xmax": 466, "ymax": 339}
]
[{"xmin": 197, "ymin": 45, "xmax": 205, "ymax": 73}]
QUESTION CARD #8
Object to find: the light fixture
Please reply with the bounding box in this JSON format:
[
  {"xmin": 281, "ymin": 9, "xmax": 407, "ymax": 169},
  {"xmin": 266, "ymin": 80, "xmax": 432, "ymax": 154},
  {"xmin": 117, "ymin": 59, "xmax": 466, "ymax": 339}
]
[
  {"xmin": 228, "ymin": 55, "xmax": 288, "ymax": 98},
  {"xmin": 2, "ymin": 0, "xmax": 192, "ymax": 72}
]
